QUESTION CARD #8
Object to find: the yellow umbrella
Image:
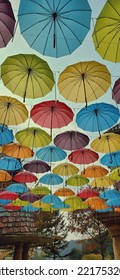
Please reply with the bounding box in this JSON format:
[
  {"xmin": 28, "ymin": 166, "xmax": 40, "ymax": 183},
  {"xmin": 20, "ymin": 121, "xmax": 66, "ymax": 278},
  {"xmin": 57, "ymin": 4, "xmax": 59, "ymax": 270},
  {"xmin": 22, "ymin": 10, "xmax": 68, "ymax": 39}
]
[
  {"xmin": 92, "ymin": 0, "xmax": 120, "ymax": 62},
  {"xmin": 30, "ymin": 186, "xmax": 50, "ymax": 196},
  {"xmin": 15, "ymin": 127, "xmax": 52, "ymax": 148},
  {"xmin": 0, "ymin": 96, "xmax": 28, "ymax": 126},
  {"xmin": 52, "ymin": 163, "xmax": 79, "ymax": 176},
  {"xmin": 81, "ymin": 165, "xmax": 108, "ymax": 178},
  {"xmin": 109, "ymin": 168, "xmax": 120, "ymax": 181},
  {"xmin": 3, "ymin": 143, "xmax": 34, "ymax": 159},
  {"xmin": 66, "ymin": 175, "xmax": 89, "ymax": 187},
  {"xmin": 12, "ymin": 198, "xmax": 29, "ymax": 206},
  {"xmin": 58, "ymin": 60, "xmax": 111, "ymax": 106},
  {"xmin": 32, "ymin": 200, "xmax": 56, "ymax": 212},
  {"xmin": 64, "ymin": 196, "xmax": 88, "ymax": 212},
  {"xmin": 90, "ymin": 176, "xmax": 115, "ymax": 188},
  {"xmin": 91, "ymin": 133, "xmax": 120, "ymax": 154}
]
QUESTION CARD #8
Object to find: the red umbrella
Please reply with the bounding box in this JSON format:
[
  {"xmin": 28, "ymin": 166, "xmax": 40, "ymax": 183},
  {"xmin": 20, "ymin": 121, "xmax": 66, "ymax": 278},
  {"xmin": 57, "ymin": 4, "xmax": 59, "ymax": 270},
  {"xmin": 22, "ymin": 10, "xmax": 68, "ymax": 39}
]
[
  {"xmin": 13, "ymin": 171, "xmax": 37, "ymax": 183},
  {"xmin": 23, "ymin": 160, "xmax": 50, "ymax": 174},
  {"xmin": 77, "ymin": 188, "xmax": 99, "ymax": 199},
  {"xmin": 54, "ymin": 131, "xmax": 89, "ymax": 151},
  {"xmin": 20, "ymin": 193, "xmax": 39, "ymax": 203},
  {"xmin": 68, "ymin": 148, "xmax": 99, "ymax": 166},
  {"xmin": 0, "ymin": 0, "xmax": 16, "ymax": 48},
  {"xmin": 0, "ymin": 191, "xmax": 18, "ymax": 200},
  {"xmin": 112, "ymin": 78, "xmax": 120, "ymax": 104},
  {"xmin": 30, "ymin": 100, "xmax": 74, "ymax": 136},
  {"xmin": 4, "ymin": 203, "xmax": 21, "ymax": 211}
]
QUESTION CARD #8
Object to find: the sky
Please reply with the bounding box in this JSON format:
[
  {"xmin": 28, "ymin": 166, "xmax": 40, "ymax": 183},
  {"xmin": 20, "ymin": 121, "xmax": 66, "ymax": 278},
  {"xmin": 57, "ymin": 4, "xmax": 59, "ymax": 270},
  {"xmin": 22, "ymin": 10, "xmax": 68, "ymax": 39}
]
[{"xmin": 0, "ymin": 0, "xmax": 120, "ymax": 241}]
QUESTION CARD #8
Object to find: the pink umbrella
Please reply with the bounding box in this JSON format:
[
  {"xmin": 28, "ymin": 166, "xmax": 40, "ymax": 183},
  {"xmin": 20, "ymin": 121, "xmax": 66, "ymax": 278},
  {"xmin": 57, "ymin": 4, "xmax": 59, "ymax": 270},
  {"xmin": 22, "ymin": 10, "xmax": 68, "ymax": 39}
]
[
  {"xmin": 112, "ymin": 78, "xmax": 120, "ymax": 104},
  {"xmin": 13, "ymin": 171, "xmax": 37, "ymax": 183},
  {"xmin": 23, "ymin": 160, "xmax": 50, "ymax": 174},
  {"xmin": 54, "ymin": 131, "xmax": 89, "ymax": 151}
]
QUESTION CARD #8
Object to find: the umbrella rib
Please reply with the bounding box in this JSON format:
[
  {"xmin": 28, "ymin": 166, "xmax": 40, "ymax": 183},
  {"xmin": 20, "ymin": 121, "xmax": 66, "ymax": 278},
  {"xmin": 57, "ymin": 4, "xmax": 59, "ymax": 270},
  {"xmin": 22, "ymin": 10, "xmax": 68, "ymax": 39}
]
[{"xmin": 108, "ymin": 0, "xmax": 120, "ymax": 17}]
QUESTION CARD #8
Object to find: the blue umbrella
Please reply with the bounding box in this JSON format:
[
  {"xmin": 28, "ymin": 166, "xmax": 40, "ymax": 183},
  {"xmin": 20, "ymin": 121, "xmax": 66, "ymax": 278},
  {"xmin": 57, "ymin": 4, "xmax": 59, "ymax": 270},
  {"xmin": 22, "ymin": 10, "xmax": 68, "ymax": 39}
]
[
  {"xmin": 106, "ymin": 198, "xmax": 120, "ymax": 207},
  {"xmin": 18, "ymin": 0, "xmax": 91, "ymax": 58},
  {"xmin": 41, "ymin": 194, "xmax": 62, "ymax": 204},
  {"xmin": 100, "ymin": 151, "xmax": 120, "ymax": 167},
  {"xmin": 22, "ymin": 204, "xmax": 40, "ymax": 212},
  {"xmin": 39, "ymin": 173, "xmax": 63, "ymax": 186},
  {"xmin": 76, "ymin": 102, "xmax": 120, "ymax": 137},
  {"xmin": 0, "ymin": 157, "xmax": 22, "ymax": 171},
  {"xmin": 36, "ymin": 145, "xmax": 67, "ymax": 162},
  {"xmin": 0, "ymin": 125, "xmax": 14, "ymax": 145},
  {"xmin": 100, "ymin": 189, "xmax": 120, "ymax": 200},
  {"xmin": 6, "ymin": 183, "xmax": 28, "ymax": 194},
  {"xmin": 0, "ymin": 199, "xmax": 11, "ymax": 205},
  {"xmin": 96, "ymin": 208, "xmax": 112, "ymax": 213},
  {"xmin": 52, "ymin": 202, "xmax": 70, "ymax": 209}
]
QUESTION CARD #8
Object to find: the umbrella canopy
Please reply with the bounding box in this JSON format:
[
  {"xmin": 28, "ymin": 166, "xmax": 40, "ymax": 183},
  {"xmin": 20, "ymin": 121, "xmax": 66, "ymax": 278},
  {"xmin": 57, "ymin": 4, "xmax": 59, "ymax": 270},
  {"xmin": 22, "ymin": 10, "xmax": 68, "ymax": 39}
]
[
  {"xmin": 30, "ymin": 186, "xmax": 50, "ymax": 196},
  {"xmin": 13, "ymin": 171, "xmax": 37, "ymax": 183},
  {"xmin": 6, "ymin": 183, "xmax": 28, "ymax": 194},
  {"xmin": 0, "ymin": 125, "xmax": 14, "ymax": 145},
  {"xmin": 30, "ymin": 100, "xmax": 74, "ymax": 136},
  {"xmin": 0, "ymin": 191, "xmax": 18, "ymax": 200},
  {"xmin": 22, "ymin": 204, "xmax": 39, "ymax": 212},
  {"xmin": 18, "ymin": 0, "xmax": 91, "ymax": 58},
  {"xmin": 58, "ymin": 60, "xmax": 111, "ymax": 106},
  {"xmin": 12, "ymin": 198, "xmax": 29, "ymax": 206},
  {"xmin": 0, "ymin": 0, "xmax": 16, "ymax": 48},
  {"xmin": 0, "ymin": 96, "xmax": 28, "ymax": 126},
  {"xmin": 68, "ymin": 148, "xmax": 99, "ymax": 165},
  {"xmin": 1, "ymin": 53, "xmax": 55, "ymax": 102},
  {"xmin": 64, "ymin": 196, "xmax": 87, "ymax": 211},
  {"xmin": 0, "ymin": 156, "xmax": 22, "ymax": 171},
  {"xmin": 77, "ymin": 188, "xmax": 99, "ymax": 199},
  {"xmin": 112, "ymin": 78, "xmax": 120, "ymax": 104},
  {"xmin": 100, "ymin": 151, "xmax": 120, "ymax": 167},
  {"xmin": 15, "ymin": 127, "xmax": 52, "ymax": 148},
  {"xmin": 91, "ymin": 133, "xmax": 120, "ymax": 154},
  {"xmin": 85, "ymin": 196, "xmax": 105, "ymax": 207},
  {"xmin": 54, "ymin": 131, "xmax": 89, "ymax": 151},
  {"xmin": 106, "ymin": 198, "xmax": 120, "ymax": 207},
  {"xmin": 52, "ymin": 163, "xmax": 79, "ymax": 177},
  {"xmin": 41, "ymin": 194, "xmax": 62, "ymax": 205},
  {"xmin": 90, "ymin": 176, "xmax": 115, "ymax": 188},
  {"xmin": 39, "ymin": 173, "xmax": 63, "ymax": 186},
  {"xmin": 36, "ymin": 145, "xmax": 67, "ymax": 163},
  {"xmin": 81, "ymin": 165, "xmax": 108, "ymax": 178},
  {"xmin": 20, "ymin": 193, "xmax": 39, "ymax": 203},
  {"xmin": 4, "ymin": 203, "xmax": 21, "ymax": 211},
  {"xmin": 54, "ymin": 187, "xmax": 75, "ymax": 197},
  {"xmin": 66, "ymin": 175, "xmax": 89, "ymax": 187},
  {"xmin": 115, "ymin": 181, "xmax": 120, "ymax": 190},
  {"xmin": 109, "ymin": 168, "xmax": 120, "ymax": 181},
  {"xmin": 0, "ymin": 170, "xmax": 12, "ymax": 181},
  {"xmin": 92, "ymin": 0, "xmax": 120, "ymax": 62},
  {"xmin": 23, "ymin": 160, "xmax": 50, "ymax": 174},
  {"xmin": 3, "ymin": 143, "xmax": 34, "ymax": 159},
  {"xmin": 100, "ymin": 189, "xmax": 120, "ymax": 200},
  {"xmin": 76, "ymin": 102, "xmax": 119, "ymax": 137},
  {"xmin": 0, "ymin": 199, "xmax": 11, "ymax": 205}
]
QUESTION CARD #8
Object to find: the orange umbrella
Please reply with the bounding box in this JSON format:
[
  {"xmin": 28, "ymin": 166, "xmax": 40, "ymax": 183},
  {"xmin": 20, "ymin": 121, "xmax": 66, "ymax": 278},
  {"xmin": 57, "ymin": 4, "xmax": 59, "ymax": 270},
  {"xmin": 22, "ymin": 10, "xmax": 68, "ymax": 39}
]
[
  {"xmin": 0, "ymin": 170, "xmax": 12, "ymax": 181},
  {"xmin": 85, "ymin": 196, "xmax": 108, "ymax": 210},
  {"xmin": 81, "ymin": 165, "xmax": 108, "ymax": 178},
  {"xmin": 54, "ymin": 187, "xmax": 75, "ymax": 197},
  {"xmin": 3, "ymin": 143, "xmax": 34, "ymax": 159}
]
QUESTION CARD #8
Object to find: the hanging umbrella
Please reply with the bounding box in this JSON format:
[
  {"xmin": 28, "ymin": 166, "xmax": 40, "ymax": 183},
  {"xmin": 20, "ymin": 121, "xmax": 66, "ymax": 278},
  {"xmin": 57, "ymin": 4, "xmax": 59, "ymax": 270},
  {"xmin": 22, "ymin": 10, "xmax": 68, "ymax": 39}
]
[
  {"xmin": 0, "ymin": 0, "xmax": 16, "ymax": 48},
  {"xmin": 12, "ymin": 198, "xmax": 29, "ymax": 206},
  {"xmin": 54, "ymin": 187, "xmax": 75, "ymax": 197},
  {"xmin": 41, "ymin": 194, "xmax": 62, "ymax": 205},
  {"xmin": 0, "ymin": 125, "xmax": 14, "ymax": 145},
  {"xmin": 112, "ymin": 78, "xmax": 120, "ymax": 104},
  {"xmin": 100, "ymin": 189, "xmax": 120, "ymax": 200},
  {"xmin": 0, "ymin": 96, "xmax": 28, "ymax": 126},
  {"xmin": 0, "ymin": 170, "xmax": 12, "ymax": 181},
  {"xmin": 20, "ymin": 193, "xmax": 39, "ymax": 203},
  {"xmin": 15, "ymin": 127, "xmax": 52, "ymax": 148},
  {"xmin": 58, "ymin": 60, "xmax": 111, "ymax": 106},
  {"xmin": 77, "ymin": 188, "xmax": 99, "ymax": 199},
  {"xmin": 109, "ymin": 168, "xmax": 120, "ymax": 181},
  {"xmin": 18, "ymin": 0, "xmax": 91, "ymax": 58},
  {"xmin": 30, "ymin": 100, "xmax": 74, "ymax": 136},
  {"xmin": 0, "ymin": 199, "xmax": 11, "ymax": 205},
  {"xmin": 6, "ymin": 183, "xmax": 28, "ymax": 194},
  {"xmin": 13, "ymin": 171, "xmax": 37, "ymax": 183},
  {"xmin": 23, "ymin": 160, "xmax": 50, "ymax": 174},
  {"xmin": 76, "ymin": 102, "xmax": 119, "ymax": 137},
  {"xmin": 90, "ymin": 176, "xmax": 115, "ymax": 188},
  {"xmin": 52, "ymin": 202, "xmax": 70, "ymax": 210},
  {"xmin": 64, "ymin": 196, "xmax": 88, "ymax": 211},
  {"xmin": 91, "ymin": 133, "xmax": 120, "ymax": 157},
  {"xmin": 92, "ymin": 0, "xmax": 120, "ymax": 62},
  {"xmin": 54, "ymin": 131, "xmax": 89, "ymax": 151},
  {"xmin": 100, "ymin": 151, "xmax": 120, "ymax": 167},
  {"xmin": 3, "ymin": 143, "xmax": 34, "ymax": 159},
  {"xmin": 30, "ymin": 186, "xmax": 50, "ymax": 196},
  {"xmin": 39, "ymin": 173, "xmax": 63, "ymax": 186},
  {"xmin": 36, "ymin": 145, "xmax": 67, "ymax": 163},
  {"xmin": 81, "ymin": 165, "xmax": 108, "ymax": 178},
  {"xmin": 66, "ymin": 175, "xmax": 89, "ymax": 187},
  {"xmin": 4, "ymin": 203, "xmax": 21, "ymax": 211},
  {"xmin": 115, "ymin": 181, "xmax": 120, "ymax": 190},
  {"xmin": 106, "ymin": 198, "xmax": 120, "ymax": 207},
  {"xmin": 68, "ymin": 148, "xmax": 99, "ymax": 167},
  {"xmin": 0, "ymin": 156, "xmax": 22, "ymax": 171},
  {"xmin": 0, "ymin": 191, "xmax": 18, "ymax": 200},
  {"xmin": 22, "ymin": 204, "xmax": 39, "ymax": 212},
  {"xmin": 1, "ymin": 53, "xmax": 55, "ymax": 102},
  {"xmin": 85, "ymin": 196, "xmax": 105, "ymax": 207},
  {"xmin": 52, "ymin": 163, "xmax": 79, "ymax": 176}
]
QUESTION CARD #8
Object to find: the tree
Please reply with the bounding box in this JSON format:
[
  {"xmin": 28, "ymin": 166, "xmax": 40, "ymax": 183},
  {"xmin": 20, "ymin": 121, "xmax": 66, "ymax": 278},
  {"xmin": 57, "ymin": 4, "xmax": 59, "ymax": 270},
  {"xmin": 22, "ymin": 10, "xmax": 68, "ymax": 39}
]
[
  {"xmin": 35, "ymin": 211, "xmax": 68, "ymax": 260},
  {"xmin": 68, "ymin": 210, "xmax": 113, "ymax": 260}
]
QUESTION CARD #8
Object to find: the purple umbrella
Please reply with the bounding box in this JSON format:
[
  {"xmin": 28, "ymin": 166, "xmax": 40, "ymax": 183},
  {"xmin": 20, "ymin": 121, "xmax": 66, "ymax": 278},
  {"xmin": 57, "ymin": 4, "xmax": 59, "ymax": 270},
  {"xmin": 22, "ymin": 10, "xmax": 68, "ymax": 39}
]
[
  {"xmin": 115, "ymin": 181, "xmax": 120, "ymax": 190},
  {"xmin": 20, "ymin": 192, "xmax": 39, "ymax": 203},
  {"xmin": 112, "ymin": 78, "xmax": 120, "ymax": 104},
  {"xmin": 23, "ymin": 160, "xmax": 50, "ymax": 174},
  {"xmin": 54, "ymin": 131, "xmax": 89, "ymax": 151},
  {"xmin": 0, "ymin": 0, "xmax": 16, "ymax": 48}
]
